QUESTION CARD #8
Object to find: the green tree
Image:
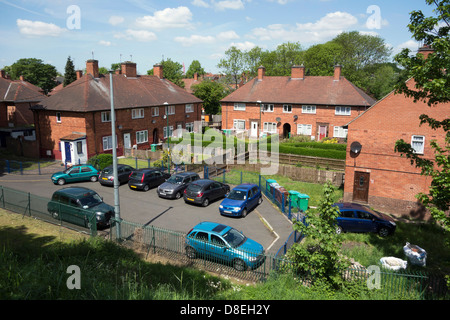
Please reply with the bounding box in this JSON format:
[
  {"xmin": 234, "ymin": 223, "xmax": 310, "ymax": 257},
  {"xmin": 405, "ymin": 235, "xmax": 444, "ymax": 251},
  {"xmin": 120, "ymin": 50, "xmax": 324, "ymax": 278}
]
[
  {"xmin": 148, "ymin": 58, "xmax": 185, "ymax": 88},
  {"xmin": 303, "ymin": 42, "xmax": 344, "ymax": 76},
  {"xmin": 394, "ymin": 0, "xmax": 450, "ymax": 235},
  {"xmin": 217, "ymin": 46, "xmax": 246, "ymax": 89},
  {"xmin": 186, "ymin": 60, "xmax": 205, "ymax": 79},
  {"xmin": 7, "ymin": 58, "xmax": 57, "ymax": 93},
  {"xmin": 191, "ymin": 80, "xmax": 230, "ymax": 115},
  {"xmin": 264, "ymin": 42, "xmax": 304, "ymax": 76},
  {"xmin": 287, "ymin": 182, "xmax": 348, "ymax": 287},
  {"xmin": 63, "ymin": 56, "xmax": 77, "ymax": 87}
]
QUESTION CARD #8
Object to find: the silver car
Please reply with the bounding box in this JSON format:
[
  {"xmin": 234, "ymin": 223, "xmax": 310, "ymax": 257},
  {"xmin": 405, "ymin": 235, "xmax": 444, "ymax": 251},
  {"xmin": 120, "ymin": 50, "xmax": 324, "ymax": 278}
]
[{"xmin": 157, "ymin": 172, "xmax": 200, "ymax": 199}]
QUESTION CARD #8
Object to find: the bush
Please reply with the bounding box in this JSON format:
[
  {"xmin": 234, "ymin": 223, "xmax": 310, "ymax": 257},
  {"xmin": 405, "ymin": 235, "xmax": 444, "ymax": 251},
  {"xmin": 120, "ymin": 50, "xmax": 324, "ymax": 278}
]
[{"xmin": 88, "ymin": 154, "xmax": 113, "ymax": 170}]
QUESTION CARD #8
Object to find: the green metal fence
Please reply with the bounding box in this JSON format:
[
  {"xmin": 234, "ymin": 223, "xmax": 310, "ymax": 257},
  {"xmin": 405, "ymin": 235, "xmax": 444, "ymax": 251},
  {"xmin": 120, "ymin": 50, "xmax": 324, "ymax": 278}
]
[{"xmin": 0, "ymin": 185, "xmax": 97, "ymax": 236}]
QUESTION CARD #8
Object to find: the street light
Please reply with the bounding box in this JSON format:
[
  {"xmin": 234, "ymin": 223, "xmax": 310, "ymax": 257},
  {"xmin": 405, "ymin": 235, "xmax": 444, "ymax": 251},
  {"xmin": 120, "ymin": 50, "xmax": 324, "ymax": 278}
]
[
  {"xmin": 164, "ymin": 102, "xmax": 170, "ymax": 174},
  {"xmin": 257, "ymin": 100, "xmax": 262, "ymax": 138},
  {"xmin": 109, "ymin": 70, "xmax": 120, "ymax": 240}
]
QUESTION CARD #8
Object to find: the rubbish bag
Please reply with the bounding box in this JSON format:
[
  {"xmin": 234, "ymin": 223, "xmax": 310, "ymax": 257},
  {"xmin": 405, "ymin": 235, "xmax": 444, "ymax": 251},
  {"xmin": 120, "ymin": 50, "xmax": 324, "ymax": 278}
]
[
  {"xmin": 403, "ymin": 242, "xmax": 427, "ymax": 267},
  {"xmin": 380, "ymin": 257, "xmax": 408, "ymax": 271}
]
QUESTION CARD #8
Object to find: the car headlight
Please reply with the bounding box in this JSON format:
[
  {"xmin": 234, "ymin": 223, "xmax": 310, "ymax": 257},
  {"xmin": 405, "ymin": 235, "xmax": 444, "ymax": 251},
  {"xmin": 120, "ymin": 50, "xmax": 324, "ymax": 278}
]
[
  {"xmin": 389, "ymin": 221, "xmax": 396, "ymax": 226},
  {"xmin": 96, "ymin": 213, "xmax": 103, "ymax": 220},
  {"xmin": 219, "ymin": 205, "xmax": 223, "ymax": 209},
  {"xmin": 234, "ymin": 207, "xmax": 241, "ymax": 212}
]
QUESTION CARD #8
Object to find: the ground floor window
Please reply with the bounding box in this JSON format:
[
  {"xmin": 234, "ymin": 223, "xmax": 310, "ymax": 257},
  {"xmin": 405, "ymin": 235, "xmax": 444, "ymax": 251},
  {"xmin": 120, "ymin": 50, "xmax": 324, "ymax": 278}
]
[
  {"xmin": 333, "ymin": 126, "xmax": 348, "ymax": 138},
  {"xmin": 297, "ymin": 124, "xmax": 312, "ymax": 135},
  {"xmin": 136, "ymin": 130, "xmax": 148, "ymax": 144}
]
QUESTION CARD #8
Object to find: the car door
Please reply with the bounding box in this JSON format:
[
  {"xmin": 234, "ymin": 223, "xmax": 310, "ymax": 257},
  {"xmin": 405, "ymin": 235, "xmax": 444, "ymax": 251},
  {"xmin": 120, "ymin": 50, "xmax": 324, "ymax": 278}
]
[
  {"xmin": 79, "ymin": 166, "xmax": 94, "ymax": 181},
  {"xmin": 355, "ymin": 210, "xmax": 377, "ymax": 233},
  {"xmin": 338, "ymin": 210, "xmax": 357, "ymax": 232},
  {"xmin": 209, "ymin": 234, "xmax": 229, "ymax": 263},
  {"xmin": 212, "ymin": 182, "xmax": 225, "ymax": 200},
  {"xmin": 191, "ymin": 231, "xmax": 209, "ymax": 256},
  {"xmin": 248, "ymin": 187, "xmax": 259, "ymax": 209},
  {"xmin": 152, "ymin": 171, "xmax": 164, "ymax": 187},
  {"xmin": 120, "ymin": 166, "xmax": 133, "ymax": 183},
  {"xmin": 66, "ymin": 166, "xmax": 81, "ymax": 183}
]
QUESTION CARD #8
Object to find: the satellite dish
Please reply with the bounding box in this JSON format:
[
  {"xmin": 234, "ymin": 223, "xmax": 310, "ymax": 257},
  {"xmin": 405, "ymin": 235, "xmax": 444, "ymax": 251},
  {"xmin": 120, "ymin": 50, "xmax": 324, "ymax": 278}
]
[
  {"xmin": 350, "ymin": 141, "xmax": 362, "ymax": 154},
  {"xmin": 276, "ymin": 117, "xmax": 281, "ymax": 122},
  {"xmin": 293, "ymin": 115, "xmax": 298, "ymax": 121}
]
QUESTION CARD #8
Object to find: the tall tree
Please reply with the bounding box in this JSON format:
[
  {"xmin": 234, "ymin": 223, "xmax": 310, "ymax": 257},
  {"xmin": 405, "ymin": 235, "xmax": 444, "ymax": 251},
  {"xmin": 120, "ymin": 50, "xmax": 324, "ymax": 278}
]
[
  {"xmin": 186, "ymin": 60, "xmax": 205, "ymax": 79},
  {"xmin": 191, "ymin": 80, "xmax": 230, "ymax": 115},
  {"xmin": 217, "ymin": 46, "xmax": 246, "ymax": 89},
  {"xmin": 148, "ymin": 58, "xmax": 185, "ymax": 88},
  {"xmin": 63, "ymin": 56, "xmax": 77, "ymax": 87},
  {"xmin": 394, "ymin": 0, "xmax": 450, "ymax": 235},
  {"xmin": 7, "ymin": 58, "xmax": 57, "ymax": 93}
]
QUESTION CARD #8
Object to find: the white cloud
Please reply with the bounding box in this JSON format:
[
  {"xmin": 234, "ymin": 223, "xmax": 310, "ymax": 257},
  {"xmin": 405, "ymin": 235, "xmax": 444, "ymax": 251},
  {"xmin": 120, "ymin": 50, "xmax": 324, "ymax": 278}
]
[
  {"xmin": 213, "ymin": 0, "xmax": 245, "ymax": 11},
  {"xmin": 16, "ymin": 19, "xmax": 66, "ymax": 37},
  {"xmin": 98, "ymin": 40, "xmax": 112, "ymax": 46},
  {"xmin": 250, "ymin": 11, "xmax": 358, "ymax": 43},
  {"xmin": 175, "ymin": 35, "xmax": 216, "ymax": 47},
  {"xmin": 115, "ymin": 29, "xmax": 157, "ymax": 42},
  {"xmin": 393, "ymin": 40, "xmax": 420, "ymax": 55},
  {"xmin": 109, "ymin": 16, "xmax": 124, "ymax": 26},
  {"xmin": 192, "ymin": 0, "xmax": 210, "ymax": 8},
  {"xmin": 135, "ymin": 7, "xmax": 193, "ymax": 30},
  {"xmin": 217, "ymin": 30, "xmax": 240, "ymax": 41},
  {"xmin": 230, "ymin": 41, "xmax": 257, "ymax": 51}
]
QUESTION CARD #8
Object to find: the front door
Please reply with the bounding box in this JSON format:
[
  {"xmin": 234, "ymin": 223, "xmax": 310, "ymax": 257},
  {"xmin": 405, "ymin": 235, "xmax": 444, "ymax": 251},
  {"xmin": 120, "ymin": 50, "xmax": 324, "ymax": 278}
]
[
  {"xmin": 123, "ymin": 133, "xmax": 131, "ymax": 149},
  {"xmin": 353, "ymin": 171, "xmax": 370, "ymax": 202},
  {"xmin": 318, "ymin": 125, "xmax": 328, "ymax": 141},
  {"xmin": 64, "ymin": 142, "xmax": 72, "ymax": 163},
  {"xmin": 251, "ymin": 121, "xmax": 258, "ymax": 137}
]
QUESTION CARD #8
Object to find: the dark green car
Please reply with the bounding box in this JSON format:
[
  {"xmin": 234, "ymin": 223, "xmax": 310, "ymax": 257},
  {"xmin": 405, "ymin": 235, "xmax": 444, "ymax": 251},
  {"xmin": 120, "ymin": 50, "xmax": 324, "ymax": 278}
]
[
  {"xmin": 47, "ymin": 187, "xmax": 114, "ymax": 228},
  {"xmin": 51, "ymin": 164, "xmax": 99, "ymax": 185}
]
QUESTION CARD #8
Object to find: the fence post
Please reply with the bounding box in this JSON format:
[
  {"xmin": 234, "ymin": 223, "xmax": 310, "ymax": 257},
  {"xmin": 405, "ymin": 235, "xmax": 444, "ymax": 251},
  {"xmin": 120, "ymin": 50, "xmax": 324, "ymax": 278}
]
[
  {"xmin": 223, "ymin": 169, "xmax": 225, "ymax": 183},
  {"xmin": 240, "ymin": 171, "xmax": 243, "ymax": 184},
  {"xmin": 20, "ymin": 162, "xmax": 23, "ymax": 175},
  {"xmin": 6, "ymin": 160, "xmax": 10, "ymax": 173},
  {"xmin": 38, "ymin": 161, "xmax": 41, "ymax": 175},
  {"xmin": 281, "ymin": 193, "xmax": 285, "ymax": 213},
  {"xmin": 135, "ymin": 157, "xmax": 138, "ymax": 169}
]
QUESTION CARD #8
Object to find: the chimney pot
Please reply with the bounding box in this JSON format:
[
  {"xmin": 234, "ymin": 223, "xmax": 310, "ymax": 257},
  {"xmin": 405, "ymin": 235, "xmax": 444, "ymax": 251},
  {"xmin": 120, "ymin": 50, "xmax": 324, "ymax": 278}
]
[
  {"xmin": 334, "ymin": 65, "xmax": 342, "ymax": 81},
  {"xmin": 86, "ymin": 59, "xmax": 99, "ymax": 78},
  {"xmin": 291, "ymin": 65, "xmax": 305, "ymax": 80},
  {"xmin": 257, "ymin": 66, "xmax": 265, "ymax": 81},
  {"xmin": 121, "ymin": 61, "xmax": 137, "ymax": 78},
  {"xmin": 76, "ymin": 70, "xmax": 83, "ymax": 80},
  {"xmin": 153, "ymin": 64, "xmax": 163, "ymax": 79}
]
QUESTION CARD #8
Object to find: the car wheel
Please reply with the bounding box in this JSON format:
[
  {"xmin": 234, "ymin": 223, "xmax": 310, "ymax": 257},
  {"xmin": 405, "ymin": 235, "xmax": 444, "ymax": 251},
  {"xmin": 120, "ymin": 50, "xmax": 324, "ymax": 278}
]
[
  {"xmin": 225, "ymin": 188, "xmax": 230, "ymax": 196},
  {"xmin": 378, "ymin": 227, "xmax": 389, "ymax": 237},
  {"xmin": 90, "ymin": 175, "xmax": 98, "ymax": 182},
  {"xmin": 258, "ymin": 197, "xmax": 262, "ymax": 205},
  {"xmin": 57, "ymin": 178, "xmax": 65, "ymax": 185},
  {"xmin": 241, "ymin": 208, "xmax": 247, "ymax": 218},
  {"xmin": 186, "ymin": 246, "xmax": 196, "ymax": 259},
  {"xmin": 143, "ymin": 184, "xmax": 150, "ymax": 192},
  {"xmin": 202, "ymin": 198, "xmax": 209, "ymax": 207},
  {"xmin": 233, "ymin": 258, "xmax": 247, "ymax": 271},
  {"xmin": 84, "ymin": 217, "xmax": 92, "ymax": 229},
  {"xmin": 175, "ymin": 191, "xmax": 181, "ymax": 199},
  {"xmin": 336, "ymin": 226, "xmax": 343, "ymax": 235},
  {"xmin": 51, "ymin": 211, "xmax": 59, "ymax": 219}
]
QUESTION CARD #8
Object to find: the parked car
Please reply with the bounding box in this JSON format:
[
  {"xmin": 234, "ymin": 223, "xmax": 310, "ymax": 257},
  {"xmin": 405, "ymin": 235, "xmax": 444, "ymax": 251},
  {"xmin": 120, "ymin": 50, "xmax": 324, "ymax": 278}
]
[
  {"xmin": 99, "ymin": 164, "xmax": 134, "ymax": 186},
  {"xmin": 157, "ymin": 171, "xmax": 200, "ymax": 199},
  {"xmin": 334, "ymin": 202, "xmax": 396, "ymax": 237},
  {"xmin": 51, "ymin": 164, "xmax": 99, "ymax": 185},
  {"xmin": 185, "ymin": 221, "xmax": 265, "ymax": 271},
  {"xmin": 47, "ymin": 187, "xmax": 114, "ymax": 228},
  {"xmin": 128, "ymin": 168, "xmax": 171, "ymax": 191},
  {"xmin": 219, "ymin": 183, "xmax": 262, "ymax": 218},
  {"xmin": 183, "ymin": 179, "xmax": 230, "ymax": 207}
]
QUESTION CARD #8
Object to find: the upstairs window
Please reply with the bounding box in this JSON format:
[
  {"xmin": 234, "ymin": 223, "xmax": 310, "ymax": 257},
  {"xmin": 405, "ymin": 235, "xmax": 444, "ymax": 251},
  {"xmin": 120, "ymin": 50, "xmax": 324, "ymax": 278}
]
[
  {"xmin": 283, "ymin": 104, "xmax": 292, "ymax": 113},
  {"xmin": 101, "ymin": 111, "xmax": 111, "ymax": 122},
  {"xmin": 335, "ymin": 106, "xmax": 351, "ymax": 116},
  {"xmin": 132, "ymin": 108, "xmax": 144, "ymax": 119},
  {"xmin": 185, "ymin": 104, "xmax": 194, "ymax": 113},
  {"xmin": 262, "ymin": 104, "xmax": 274, "ymax": 112},
  {"xmin": 411, "ymin": 135, "xmax": 425, "ymax": 154},
  {"xmin": 234, "ymin": 103, "xmax": 246, "ymax": 111},
  {"xmin": 302, "ymin": 105, "xmax": 316, "ymax": 114}
]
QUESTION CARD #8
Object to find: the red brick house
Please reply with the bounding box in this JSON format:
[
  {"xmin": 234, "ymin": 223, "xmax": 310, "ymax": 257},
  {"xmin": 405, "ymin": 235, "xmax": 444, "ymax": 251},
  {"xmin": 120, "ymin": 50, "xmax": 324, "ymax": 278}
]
[
  {"xmin": 220, "ymin": 65, "xmax": 376, "ymax": 140},
  {"xmin": 0, "ymin": 71, "xmax": 45, "ymax": 148},
  {"xmin": 343, "ymin": 48, "xmax": 448, "ymax": 218},
  {"xmin": 31, "ymin": 60, "xmax": 202, "ymax": 164}
]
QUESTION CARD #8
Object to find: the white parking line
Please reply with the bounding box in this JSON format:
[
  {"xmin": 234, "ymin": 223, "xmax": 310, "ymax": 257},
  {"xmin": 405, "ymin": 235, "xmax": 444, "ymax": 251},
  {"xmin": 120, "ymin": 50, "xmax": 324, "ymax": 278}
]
[{"xmin": 254, "ymin": 208, "xmax": 279, "ymax": 252}]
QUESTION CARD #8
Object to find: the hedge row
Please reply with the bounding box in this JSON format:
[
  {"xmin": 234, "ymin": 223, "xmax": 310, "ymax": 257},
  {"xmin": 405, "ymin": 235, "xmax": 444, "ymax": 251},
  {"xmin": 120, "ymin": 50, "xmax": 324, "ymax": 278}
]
[
  {"xmin": 281, "ymin": 142, "xmax": 347, "ymax": 151},
  {"xmin": 272, "ymin": 144, "xmax": 347, "ymax": 160}
]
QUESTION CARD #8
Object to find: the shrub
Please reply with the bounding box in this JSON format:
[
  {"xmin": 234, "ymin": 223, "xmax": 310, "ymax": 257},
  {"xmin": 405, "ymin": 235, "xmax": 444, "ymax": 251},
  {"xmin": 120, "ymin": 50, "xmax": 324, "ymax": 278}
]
[{"xmin": 88, "ymin": 154, "xmax": 113, "ymax": 170}]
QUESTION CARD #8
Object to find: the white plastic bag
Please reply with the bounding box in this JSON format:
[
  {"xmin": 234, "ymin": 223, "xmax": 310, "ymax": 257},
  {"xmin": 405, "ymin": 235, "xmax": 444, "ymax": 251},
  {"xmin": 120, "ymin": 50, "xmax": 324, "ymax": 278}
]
[
  {"xmin": 403, "ymin": 242, "xmax": 427, "ymax": 267},
  {"xmin": 380, "ymin": 257, "xmax": 408, "ymax": 271}
]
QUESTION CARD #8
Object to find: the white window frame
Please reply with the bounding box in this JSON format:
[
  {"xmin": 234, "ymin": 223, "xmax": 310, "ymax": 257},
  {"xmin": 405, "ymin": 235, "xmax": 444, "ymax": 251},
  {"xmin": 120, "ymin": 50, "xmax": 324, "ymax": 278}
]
[
  {"xmin": 186, "ymin": 122, "xmax": 194, "ymax": 133},
  {"xmin": 56, "ymin": 112, "xmax": 61, "ymax": 123},
  {"xmin": 151, "ymin": 107, "xmax": 159, "ymax": 117},
  {"xmin": 164, "ymin": 126, "xmax": 174, "ymax": 139},
  {"xmin": 101, "ymin": 111, "xmax": 111, "ymax": 122},
  {"xmin": 102, "ymin": 136, "xmax": 113, "ymax": 151},
  {"xmin": 234, "ymin": 103, "xmax": 246, "ymax": 111},
  {"xmin": 263, "ymin": 122, "xmax": 277, "ymax": 133},
  {"xmin": 411, "ymin": 135, "xmax": 425, "ymax": 154},
  {"xmin": 136, "ymin": 130, "xmax": 148, "ymax": 144},
  {"xmin": 283, "ymin": 104, "xmax": 292, "ymax": 113},
  {"xmin": 165, "ymin": 105, "xmax": 175, "ymax": 115},
  {"xmin": 185, "ymin": 104, "xmax": 194, "ymax": 113},
  {"xmin": 297, "ymin": 124, "xmax": 312, "ymax": 136},
  {"xmin": 335, "ymin": 106, "xmax": 351, "ymax": 116},
  {"xmin": 302, "ymin": 105, "xmax": 316, "ymax": 114},
  {"xmin": 333, "ymin": 126, "xmax": 348, "ymax": 138},
  {"xmin": 262, "ymin": 104, "xmax": 274, "ymax": 112},
  {"xmin": 233, "ymin": 119, "xmax": 245, "ymax": 131},
  {"xmin": 132, "ymin": 108, "xmax": 144, "ymax": 119}
]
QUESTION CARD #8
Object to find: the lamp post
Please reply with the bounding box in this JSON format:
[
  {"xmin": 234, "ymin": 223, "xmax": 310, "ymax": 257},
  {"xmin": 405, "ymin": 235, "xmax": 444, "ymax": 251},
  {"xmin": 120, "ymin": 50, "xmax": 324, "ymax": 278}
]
[
  {"xmin": 164, "ymin": 102, "xmax": 170, "ymax": 174},
  {"xmin": 109, "ymin": 70, "xmax": 121, "ymax": 240},
  {"xmin": 257, "ymin": 100, "xmax": 262, "ymax": 138}
]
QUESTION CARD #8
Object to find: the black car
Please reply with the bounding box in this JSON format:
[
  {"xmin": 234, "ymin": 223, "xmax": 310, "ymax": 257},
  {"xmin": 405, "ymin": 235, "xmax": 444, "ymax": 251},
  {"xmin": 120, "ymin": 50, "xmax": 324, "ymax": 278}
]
[
  {"xmin": 99, "ymin": 164, "xmax": 134, "ymax": 186},
  {"xmin": 184, "ymin": 179, "xmax": 230, "ymax": 207},
  {"xmin": 157, "ymin": 171, "xmax": 200, "ymax": 199},
  {"xmin": 128, "ymin": 168, "xmax": 171, "ymax": 191}
]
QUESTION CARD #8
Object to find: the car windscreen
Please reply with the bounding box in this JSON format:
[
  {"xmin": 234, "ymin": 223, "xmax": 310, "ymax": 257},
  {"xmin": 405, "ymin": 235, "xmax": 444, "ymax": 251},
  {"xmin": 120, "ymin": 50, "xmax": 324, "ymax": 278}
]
[
  {"xmin": 78, "ymin": 193, "xmax": 103, "ymax": 208},
  {"xmin": 222, "ymin": 228, "xmax": 246, "ymax": 248},
  {"xmin": 102, "ymin": 167, "xmax": 113, "ymax": 174},
  {"xmin": 227, "ymin": 190, "xmax": 246, "ymax": 200},
  {"xmin": 167, "ymin": 175, "xmax": 183, "ymax": 184},
  {"xmin": 188, "ymin": 184, "xmax": 203, "ymax": 192},
  {"xmin": 130, "ymin": 172, "xmax": 144, "ymax": 180}
]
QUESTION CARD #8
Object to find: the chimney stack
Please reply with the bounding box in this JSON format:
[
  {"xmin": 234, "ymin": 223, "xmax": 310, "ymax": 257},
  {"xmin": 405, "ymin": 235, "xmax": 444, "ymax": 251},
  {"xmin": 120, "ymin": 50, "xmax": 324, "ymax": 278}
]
[
  {"xmin": 0, "ymin": 70, "xmax": 5, "ymax": 79},
  {"xmin": 257, "ymin": 66, "xmax": 265, "ymax": 81},
  {"xmin": 334, "ymin": 65, "xmax": 341, "ymax": 81},
  {"xmin": 291, "ymin": 65, "xmax": 305, "ymax": 80},
  {"xmin": 121, "ymin": 61, "xmax": 137, "ymax": 77},
  {"xmin": 153, "ymin": 63, "xmax": 163, "ymax": 79},
  {"xmin": 418, "ymin": 44, "xmax": 434, "ymax": 60},
  {"xmin": 76, "ymin": 70, "xmax": 83, "ymax": 79},
  {"xmin": 86, "ymin": 59, "xmax": 99, "ymax": 78},
  {"xmin": 194, "ymin": 72, "xmax": 198, "ymax": 81},
  {"xmin": 19, "ymin": 75, "xmax": 25, "ymax": 81}
]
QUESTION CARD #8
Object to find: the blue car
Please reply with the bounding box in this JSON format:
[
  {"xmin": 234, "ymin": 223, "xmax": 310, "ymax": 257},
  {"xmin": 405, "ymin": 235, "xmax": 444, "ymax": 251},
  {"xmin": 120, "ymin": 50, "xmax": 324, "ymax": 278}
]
[
  {"xmin": 219, "ymin": 183, "xmax": 262, "ymax": 217},
  {"xmin": 334, "ymin": 203, "xmax": 396, "ymax": 237},
  {"xmin": 185, "ymin": 222, "xmax": 265, "ymax": 271}
]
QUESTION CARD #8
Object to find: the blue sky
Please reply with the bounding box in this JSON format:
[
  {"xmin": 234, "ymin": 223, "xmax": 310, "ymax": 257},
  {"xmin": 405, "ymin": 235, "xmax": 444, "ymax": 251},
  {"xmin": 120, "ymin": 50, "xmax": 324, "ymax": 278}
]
[{"xmin": 0, "ymin": 0, "xmax": 435, "ymax": 75}]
